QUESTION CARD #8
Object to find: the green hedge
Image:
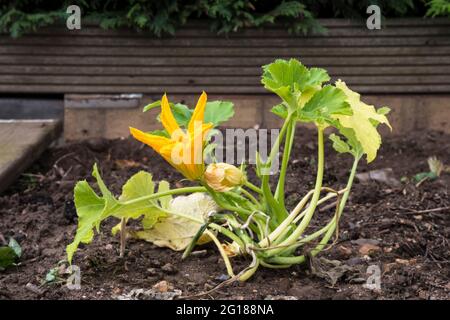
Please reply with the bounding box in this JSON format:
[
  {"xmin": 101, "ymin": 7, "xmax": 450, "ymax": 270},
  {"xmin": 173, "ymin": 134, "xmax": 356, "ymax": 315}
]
[{"xmin": 0, "ymin": 0, "xmax": 447, "ymax": 38}]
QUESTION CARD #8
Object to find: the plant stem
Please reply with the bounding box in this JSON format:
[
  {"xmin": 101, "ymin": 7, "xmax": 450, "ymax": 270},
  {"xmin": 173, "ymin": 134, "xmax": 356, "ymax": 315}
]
[
  {"xmin": 275, "ymin": 117, "xmax": 296, "ymax": 207},
  {"xmin": 260, "ymin": 188, "xmax": 342, "ymax": 248},
  {"xmin": 205, "ymin": 186, "xmax": 253, "ymax": 218},
  {"xmin": 238, "ymin": 259, "xmax": 260, "ymax": 281},
  {"xmin": 121, "ymin": 186, "xmax": 206, "ymax": 205},
  {"xmin": 266, "ymin": 126, "xmax": 325, "ymax": 256},
  {"xmin": 240, "ymin": 188, "xmax": 261, "ymax": 208},
  {"xmin": 265, "ymin": 156, "xmax": 360, "ymax": 265},
  {"xmin": 119, "ymin": 218, "xmax": 127, "ymax": 258},
  {"xmin": 259, "ymin": 189, "xmax": 315, "ymax": 247},
  {"xmin": 209, "ymin": 223, "xmax": 246, "ymax": 249},
  {"xmin": 310, "ymin": 156, "xmax": 359, "ymax": 256},
  {"xmin": 244, "ymin": 181, "xmax": 263, "ymax": 194},
  {"xmin": 260, "ymin": 115, "xmax": 292, "ymax": 222},
  {"xmin": 205, "ymin": 229, "xmax": 235, "ymax": 277}
]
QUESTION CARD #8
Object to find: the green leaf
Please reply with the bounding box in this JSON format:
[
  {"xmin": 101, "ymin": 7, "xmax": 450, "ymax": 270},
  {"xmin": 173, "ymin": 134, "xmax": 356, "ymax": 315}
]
[
  {"xmin": 131, "ymin": 193, "xmax": 218, "ymax": 251},
  {"xmin": 306, "ymin": 68, "xmax": 330, "ymax": 89},
  {"xmin": 145, "ymin": 100, "xmax": 193, "ymax": 128},
  {"xmin": 142, "ymin": 100, "xmax": 162, "ymax": 112},
  {"xmin": 0, "ymin": 247, "xmax": 17, "ymax": 270},
  {"xmin": 141, "ymin": 181, "xmax": 170, "ymax": 229},
  {"xmin": 8, "ymin": 238, "xmax": 22, "ymax": 258},
  {"xmin": 170, "ymin": 103, "xmax": 193, "ymax": 127},
  {"xmin": 147, "ymin": 99, "xmax": 234, "ymax": 129},
  {"xmin": 271, "ymin": 104, "xmax": 288, "ymax": 119},
  {"xmin": 329, "ymin": 133, "xmax": 351, "ymax": 154},
  {"xmin": 413, "ymin": 172, "xmax": 438, "ymax": 182},
  {"xmin": 262, "ymin": 59, "xmax": 330, "ymax": 110},
  {"xmin": 66, "ymin": 179, "xmax": 105, "ymax": 263},
  {"xmin": 119, "ymin": 171, "xmax": 154, "ymax": 202},
  {"xmin": 66, "ymin": 164, "xmax": 165, "ymax": 263},
  {"xmin": 262, "ymin": 58, "xmax": 309, "ymax": 107},
  {"xmin": 204, "ymin": 101, "xmax": 235, "ymax": 126},
  {"xmin": 157, "ymin": 180, "xmax": 171, "ymax": 210},
  {"xmin": 147, "ymin": 129, "xmax": 170, "ymax": 138},
  {"xmin": 333, "ymin": 80, "xmax": 392, "ymax": 163},
  {"xmin": 300, "ymin": 85, "xmax": 351, "ymax": 124},
  {"xmin": 45, "ymin": 268, "xmax": 58, "ymax": 283}
]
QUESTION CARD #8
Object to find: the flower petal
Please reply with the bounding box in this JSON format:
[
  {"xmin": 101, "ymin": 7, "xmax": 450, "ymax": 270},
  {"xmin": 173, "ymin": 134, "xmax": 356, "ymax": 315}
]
[
  {"xmin": 160, "ymin": 94, "xmax": 180, "ymax": 135},
  {"xmin": 129, "ymin": 127, "xmax": 173, "ymax": 152},
  {"xmin": 188, "ymin": 91, "xmax": 207, "ymax": 132}
]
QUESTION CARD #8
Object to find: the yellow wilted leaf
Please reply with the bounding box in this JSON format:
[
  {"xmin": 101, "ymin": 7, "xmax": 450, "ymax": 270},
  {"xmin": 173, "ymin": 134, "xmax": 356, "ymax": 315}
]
[
  {"xmin": 130, "ymin": 193, "xmax": 218, "ymax": 251},
  {"xmin": 333, "ymin": 80, "xmax": 391, "ymax": 163}
]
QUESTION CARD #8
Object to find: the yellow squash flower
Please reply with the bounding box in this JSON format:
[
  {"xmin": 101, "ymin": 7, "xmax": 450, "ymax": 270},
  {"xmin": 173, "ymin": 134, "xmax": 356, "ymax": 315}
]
[
  {"xmin": 130, "ymin": 92, "xmax": 213, "ymax": 181},
  {"xmin": 204, "ymin": 163, "xmax": 245, "ymax": 192}
]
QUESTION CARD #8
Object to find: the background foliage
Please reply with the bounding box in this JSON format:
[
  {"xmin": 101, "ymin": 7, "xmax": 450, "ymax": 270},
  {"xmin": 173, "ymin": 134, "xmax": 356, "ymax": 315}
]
[{"xmin": 0, "ymin": 0, "xmax": 445, "ymax": 38}]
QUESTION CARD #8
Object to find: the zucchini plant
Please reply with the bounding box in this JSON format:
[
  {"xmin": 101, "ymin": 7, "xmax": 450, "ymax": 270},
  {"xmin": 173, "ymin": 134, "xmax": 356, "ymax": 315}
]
[{"xmin": 67, "ymin": 58, "xmax": 391, "ymax": 281}]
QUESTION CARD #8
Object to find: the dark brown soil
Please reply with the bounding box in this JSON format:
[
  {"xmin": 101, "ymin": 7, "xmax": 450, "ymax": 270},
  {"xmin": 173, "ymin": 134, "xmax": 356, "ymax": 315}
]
[{"xmin": 1, "ymin": 128, "xmax": 449, "ymax": 300}]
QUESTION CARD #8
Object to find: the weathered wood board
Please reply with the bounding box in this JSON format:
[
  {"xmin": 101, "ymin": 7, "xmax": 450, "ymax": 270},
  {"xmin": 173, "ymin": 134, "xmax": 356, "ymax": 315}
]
[
  {"xmin": 0, "ymin": 18, "xmax": 449, "ymax": 95},
  {"xmin": 0, "ymin": 120, "xmax": 62, "ymax": 194}
]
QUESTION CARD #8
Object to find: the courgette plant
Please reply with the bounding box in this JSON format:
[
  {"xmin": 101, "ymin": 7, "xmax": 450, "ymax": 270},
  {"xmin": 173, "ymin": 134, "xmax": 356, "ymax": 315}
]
[{"xmin": 67, "ymin": 58, "xmax": 391, "ymax": 281}]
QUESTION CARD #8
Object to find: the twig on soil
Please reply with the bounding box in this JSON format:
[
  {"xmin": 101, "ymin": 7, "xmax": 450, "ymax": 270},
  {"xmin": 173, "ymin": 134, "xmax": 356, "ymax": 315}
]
[
  {"xmin": 397, "ymin": 206, "xmax": 450, "ymax": 215},
  {"xmin": 119, "ymin": 218, "xmax": 127, "ymax": 258},
  {"xmin": 319, "ymin": 201, "xmax": 338, "ymax": 212}
]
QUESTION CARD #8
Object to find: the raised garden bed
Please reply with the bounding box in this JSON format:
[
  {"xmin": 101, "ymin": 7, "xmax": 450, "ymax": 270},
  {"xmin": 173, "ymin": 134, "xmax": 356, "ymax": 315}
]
[{"xmin": 1, "ymin": 128, "xmax": 448, "ymax": 300}]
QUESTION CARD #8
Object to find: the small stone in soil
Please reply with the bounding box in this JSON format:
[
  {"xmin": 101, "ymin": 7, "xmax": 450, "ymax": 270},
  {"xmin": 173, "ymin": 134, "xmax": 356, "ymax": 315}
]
[
  {"xmin": 161, "ymin": 263, "xmax": 177, "ymax": 275},
  {"xmin": 358, "ymin": 243, "xmax": 381, "ymax": 255},
  {"xmin": 25, "ymin": 283, "xmax": 44, "ymax": 295},
  {"xmin": 337, "ymin": 245, "xmax": 352, "ymax": 257},
  {"xmin": 153, "ymin": 280, "xmax": 171, "ymax": 293},
  {"xmin": 146, "ymin": 268, "xmax": 159, "ymax": 276}
]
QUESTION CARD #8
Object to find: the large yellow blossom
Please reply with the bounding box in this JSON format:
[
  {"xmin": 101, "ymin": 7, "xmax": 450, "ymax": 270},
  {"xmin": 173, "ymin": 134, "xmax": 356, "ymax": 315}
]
[{"xmin": 130, "ymin": 92, "xmax": 212, "ymax": 180}]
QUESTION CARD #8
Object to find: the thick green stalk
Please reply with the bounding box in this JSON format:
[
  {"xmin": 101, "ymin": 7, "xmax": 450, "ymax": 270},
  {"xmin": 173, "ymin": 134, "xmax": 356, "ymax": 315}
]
[
  {"xmin": 244, "ymin": 181, "xmax": 263, "ymax": 195},
  {"xmin": 209, "ymin": 223, "xmax": 246, "ymax": 248},
  {"xmin": 265, "ymin": 126, "xmax": 325, "ymax": 257},
  {"xmin": 261, "ymin": 190, "xmax": 340, "ymax": 248},
  {"xmin": 240, "ymin": 188, "xmax": 261, "ymax": 208},
  {"xmin": 310, "ymin": 156, "xmax": 359, "ymax": 256},
  {"xmin": 260, "ymin": 114, "xmax": 293, "ymax": 222},
  {"xmin": 205, "ymin": 229, "xmax": 235, "ymax": 277},
  {"xmin": 205, "ymin": 185, "xmax": 253, "ymax": 218},
  {"xmin": 121, "ymin": 186, "xmax": 206, "ymax": 206},
  {"xmin": 274, "ymin": 118, "xmax": 296, "ymax": 207},
  {"xmin": 258, "ymin": 189, "xmax": 315, "ymax": 247},
  {"xmin": 238, "ymin": 259, "xmax": 260, "ymax": 281},
  {"xmin": 266, "ymin": 156, "xmax": 360, "ymax": 265}
]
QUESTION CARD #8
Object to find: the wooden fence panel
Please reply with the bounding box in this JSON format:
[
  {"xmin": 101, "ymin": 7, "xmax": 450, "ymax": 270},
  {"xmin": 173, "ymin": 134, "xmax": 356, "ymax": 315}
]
[{"xmin": 0, "ymin": 18, "xmax": 449, "ymax": 94}]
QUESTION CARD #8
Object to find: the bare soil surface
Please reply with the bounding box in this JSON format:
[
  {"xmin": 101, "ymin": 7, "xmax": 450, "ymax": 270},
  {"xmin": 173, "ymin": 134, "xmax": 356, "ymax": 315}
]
[{"xmin": 1, "ymin": 129, "xmax": 449, "ymax": 300}]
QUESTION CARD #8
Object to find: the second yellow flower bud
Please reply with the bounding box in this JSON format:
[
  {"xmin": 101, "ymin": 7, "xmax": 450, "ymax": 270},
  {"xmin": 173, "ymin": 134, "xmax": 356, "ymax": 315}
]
[{"xmin": 204, "ymin": 163, "xmax": 245, "ymax": 192}]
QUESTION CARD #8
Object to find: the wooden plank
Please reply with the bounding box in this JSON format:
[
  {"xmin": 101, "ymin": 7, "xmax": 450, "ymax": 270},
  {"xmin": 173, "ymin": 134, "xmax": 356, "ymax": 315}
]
[
  {"xmin": 2, "ymin": 35, "xmax": 449, "ymax": 47},
  {"xmin": 0, "ymin": 75, "xmax": 448, "ymax": 86},
  {"xmin": 0, "ymin": 55, "xmax": 448, "ymax": 66},
  {"xmin": 1, "ymin": 65, "xmax": 449, "ymax": 77},
  {"xmin": 34, "ymin": 18, "xmax": 450, "ymax": 30},
  {"xmin": 27, "ymin": 26, "xmax": 450, "ymax": 38},
  {"xmin": 0, "ymin": 119, "xmax": 62, "ymax": 194},
  {"xmin": 0, "ymin": 84, "xmax": 449, "ymax": 94},
  {"xmin": 1, "ymin": 45, "xmax": 450, "ymax": 57}
]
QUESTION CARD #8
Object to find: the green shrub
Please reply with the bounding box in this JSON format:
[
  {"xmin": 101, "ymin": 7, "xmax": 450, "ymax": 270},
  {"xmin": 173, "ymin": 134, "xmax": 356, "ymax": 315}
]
[{"xmin": 0, "ymin": 0, "xmax": 434, "ymax": 38}]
